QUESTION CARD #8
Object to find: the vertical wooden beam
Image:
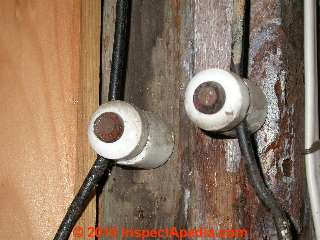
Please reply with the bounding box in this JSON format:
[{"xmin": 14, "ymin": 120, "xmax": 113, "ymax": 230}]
[
  {"xmin": 0, "ymin": 0, "xmax": 82, "ymax": 239},
  {"xmin": 76, "ymin": 0, "xmax": 101, "ymax": 236},
  {"xmin": 103, "ymin": 0, "xmax": 183, "ymax": 229},
  {"xmin": 187, "ymin": 0, "xmax": 240, "ymax": 231},
  {"xmin": 248, "ymin": 0, "xmax": 305, "ymax": 237},
  {"xmin": 0, "ymin": 0, "xmax": 101, "ymax": 238}
]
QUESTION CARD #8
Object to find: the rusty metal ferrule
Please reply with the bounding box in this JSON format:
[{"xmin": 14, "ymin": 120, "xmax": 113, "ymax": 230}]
[{"xmin": 93, "ymin": 112, "xmax": 124, "ymax": 143}]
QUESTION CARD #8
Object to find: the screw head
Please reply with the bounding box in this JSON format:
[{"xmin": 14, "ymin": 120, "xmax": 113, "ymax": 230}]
[
  {"xmin": 93, "ymin": 112, "xmax": 124, "ymax": 143},
  {"xmin": 193, "ymin": 81, "xmax": 226, "ymax": 114}
]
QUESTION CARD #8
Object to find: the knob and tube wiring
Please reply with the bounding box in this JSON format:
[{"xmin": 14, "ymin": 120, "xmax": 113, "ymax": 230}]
[{"xmin": 54, "ymin": 0, "xmax": 294, "ymax": 239}]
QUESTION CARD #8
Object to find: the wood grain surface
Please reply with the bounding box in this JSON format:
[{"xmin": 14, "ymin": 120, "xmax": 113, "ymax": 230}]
[
  {"xmin": 76, "ymin": 0, "xmax": 101, "ymax": 237},
  {"xmin": 0, "ymin": 0, "xmax": 100, "ymax": 239},
  {"xmin": 101, "ymin": 0, "xmax": 307, "ymax": 239}
]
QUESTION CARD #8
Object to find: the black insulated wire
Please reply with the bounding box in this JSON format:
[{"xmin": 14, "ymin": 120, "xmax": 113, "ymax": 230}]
[
  {"xmin": 54, "ymin": 0, "xmax": 131, "ymax": 239},
  {"xmin": 231, "ymin": 0, "xmax": 292, "ymax": 239},
  {"xmin": 236, "ymin": 123, "xmax": 292, "ymax": 240},
  {"xmin": 53, "ymin": 157, "xmax": 112, "ymax": 240},
  {"xmin": 108, "ymin": 0, "xmax": 131, "ymax": 101}
]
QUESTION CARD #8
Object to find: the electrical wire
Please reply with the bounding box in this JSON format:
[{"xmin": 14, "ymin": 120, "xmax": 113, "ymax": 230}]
[
  {"xmin": 54, "ymin": 0, "xmax": 131, "ymax": 239},
  {"xmin": 108, "ymin": 0, "xmax": 131, "ymax": 101},
  {"xmin": 231, "ymin": 0, "xmax": 292, "ymax": 239},
  {"xmin": 304, "ymin": 0, "xmax": 320, "ymax": 238},
  {"xmin": 53, "ymin": 157, "xmax": 113, "ymax": 240},
  {"xmin": 236, "ymin": 123, "xmax": 292, "ymax": 239}
]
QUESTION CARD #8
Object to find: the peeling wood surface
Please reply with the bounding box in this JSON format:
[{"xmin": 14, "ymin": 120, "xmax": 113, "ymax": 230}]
[
  {"xmin": 248, "ymin": 1, "xmax": 306, "ymax": 238},
  {"xmin": 101, "ymin": 0, "xmax": 307, "ymax": 239}
]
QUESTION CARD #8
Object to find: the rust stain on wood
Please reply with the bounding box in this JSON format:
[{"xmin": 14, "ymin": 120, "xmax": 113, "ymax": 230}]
[{"xmin": 249, "ymin": 0, "xmax": 305, "ymax": 237}]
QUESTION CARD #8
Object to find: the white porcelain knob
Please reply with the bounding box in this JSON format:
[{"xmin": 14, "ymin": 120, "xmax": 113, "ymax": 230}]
[
  {"xmin": 184, "ymin": 68, "xmax": 266, "ymax": 135},
  {"xmin": 88, "ymin": 101, "xmax": 174, "ymax": 169}
]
